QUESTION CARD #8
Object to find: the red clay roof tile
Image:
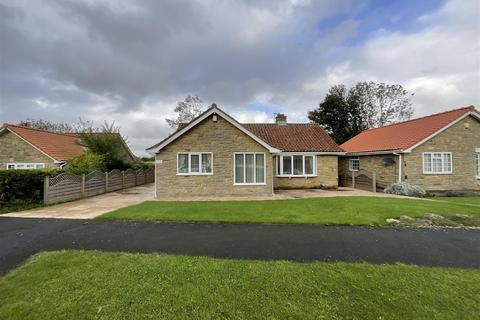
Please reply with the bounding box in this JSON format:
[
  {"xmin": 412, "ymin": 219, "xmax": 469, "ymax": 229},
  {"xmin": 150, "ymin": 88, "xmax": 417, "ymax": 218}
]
[
  {"xmin": 244, "ymin": 123, "xmax": 343, "ymax": 152},
  {"xmin": 340, "ymin": 106, "xmax": 479, "ymax": 153},
  {"xmin": 1, "ymin": 124, "xmax": 85, "ymax": 162}
]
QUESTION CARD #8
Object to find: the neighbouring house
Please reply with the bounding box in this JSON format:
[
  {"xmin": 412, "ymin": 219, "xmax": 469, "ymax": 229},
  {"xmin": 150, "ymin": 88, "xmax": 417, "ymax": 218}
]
[
  {"xmin": 339, "ymin": 106, "xmax": 480, "ymax": 195},
  {"xmin": 147, "ymin": 105, "xmax": 344, "ymax": 198},
  {"xmin": 0, "ymin": 123, "xmax": 136, "ymax": 170}
]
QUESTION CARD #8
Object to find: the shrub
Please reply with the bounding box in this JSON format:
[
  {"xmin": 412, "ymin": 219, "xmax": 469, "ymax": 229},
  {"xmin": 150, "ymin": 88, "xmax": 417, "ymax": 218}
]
[
  {"xmin": 64, "ymin": 153, "xmax": 107, "ymax": 175},
  {"xmin": 384, "ymin": 181, "xmax": 426, "ymax": 198},
  {"xmin": 0, "ymin": 169, "xmax": 60, "ymax": 206}
]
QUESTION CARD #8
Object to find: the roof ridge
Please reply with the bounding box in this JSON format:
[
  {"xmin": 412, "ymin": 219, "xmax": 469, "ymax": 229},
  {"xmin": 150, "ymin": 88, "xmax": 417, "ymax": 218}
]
[
  {"xmin": 365, "ymin": 105, "xmax": 476, "ymax": 132},
  {"xmin": 3, "ymin": 123, "xmax": 80, "ymax": 138}
]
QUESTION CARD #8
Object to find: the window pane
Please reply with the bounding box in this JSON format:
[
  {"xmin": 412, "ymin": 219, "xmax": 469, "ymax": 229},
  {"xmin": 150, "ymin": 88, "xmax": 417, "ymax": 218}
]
[
  {"xmin": 282, "ymin": 156, "xmax": 292, "ymax": 175},
  {"xmin": 432, "ymin": 156, "xmax": 442, "ymax": 173},
  {"xmin": 350, "ymin": 159, "xmax": 359, "ymax": 171},
  {"xmin": 190, "ymin": 154, "xmax": 200, "ymax": 173},
  {"xmin": 235, "ymin": 154, "xmax": 244, "ymax": 183},
  {"xmin": 477, "ymin": 153, "xmax": 480, "ymax": 177},
  {"xmin": 201, "ymin": 154, "xmax": 212, "ymax": 173},
  {"xmin": 293, "ymin": 156, "xmax": 303, "ymax": 175},
  {"xmin": 443, "ymin": 153, "xmax": 451, "ymax": 172},
  {"xmin": 245, "ymin": 154, "xmax": 255, "ymax": 183},
  {"xmin": 178, "ymin": 154, "xmax": 189, "ymax": 173},
  {"xmin": 255, "ymin": 154, "xmax": 265, "ymax": 183},
  {"xmin": 423, "ymin": 154, "xmax": 432, "ymax": 172},
  {"xmin": 305, "ymin": 156, "xmax": 314, "ymax": 175}
]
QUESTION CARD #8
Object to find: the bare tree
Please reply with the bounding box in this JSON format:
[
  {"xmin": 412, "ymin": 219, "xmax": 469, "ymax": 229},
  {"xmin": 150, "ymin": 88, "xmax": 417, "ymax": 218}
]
[
  {"xmin": 18, "ymin": 118, "xmax": 97, "ymax": 133},
  {"xmin": 166, "ymin": 95, "xmax": 207, "ymax": 129}
]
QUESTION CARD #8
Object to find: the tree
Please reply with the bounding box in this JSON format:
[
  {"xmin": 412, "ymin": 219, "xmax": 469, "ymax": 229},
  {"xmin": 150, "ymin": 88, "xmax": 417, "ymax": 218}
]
[
  {"xmin": 308, "ymin": 82, "xmax": 414, "ymax": 144},
  {"xmin": 79, "ymin": 121, "xmax": 133, "ymax": 171},
  {"xmin": 351, "ymin": 82, "xmax": 414, "ymax": 128},
  {"xmin": 17, "ymin": 119, "xmax": 96, "ymax": 133},
  {"xmin": 166, "ymin": 95, "xmax": 207, "ymax": 129},
  {"xmin": 64, "ymin": 153, "xmax": 106, "ymax": 175}
]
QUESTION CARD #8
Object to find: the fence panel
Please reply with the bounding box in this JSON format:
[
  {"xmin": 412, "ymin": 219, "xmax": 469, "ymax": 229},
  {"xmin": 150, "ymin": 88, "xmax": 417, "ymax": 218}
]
[
  {"xmin": 136, "ymin": 170, "xmax": 146, "ymax": 185},
  {"xmin": 146, "ymin": 168, "xmax": 155, "ymax": 183},
  {"xmin": 339, "ymin": 170, "xmax": 387, "ymax": 193},
  {"xmin": 47, "ymin": 173, "xmax": 83, "ymax": 204},
  {"xmin": 124, "ymin": 169, "xmax": 136, "ymax": 188},
  {"xmin": 108, "ymin": 169, "xmax": 123, "ymax": 192},
  {"xmin": 85, "ymin": 171, "xmax": 106, "ymax": 197}
]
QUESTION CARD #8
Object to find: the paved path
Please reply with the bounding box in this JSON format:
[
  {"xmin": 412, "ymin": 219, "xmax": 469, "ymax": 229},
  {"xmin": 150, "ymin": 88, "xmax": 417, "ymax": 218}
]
[
  {"xmin": 3, "ymin": 184, "xmax": 155, "ymax": 219},
  {"xmin": 1, "ymin": 217, "xmax": 479, "ymax": 273}
]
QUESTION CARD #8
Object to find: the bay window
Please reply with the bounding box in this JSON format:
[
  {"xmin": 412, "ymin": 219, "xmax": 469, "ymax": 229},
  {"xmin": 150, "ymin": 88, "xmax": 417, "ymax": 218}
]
[
  {"xmin": 234, "ymin": 153, "xmax": 265, "ymax": 185},
  {"xmin": 177, "ymin": 153, "xmax": 212, "ymax": 175},
  {"xmin": 423, "ymin": 152, "xmax": 452, "ymax": 174},
  {"xmin": 277, "ymin": 155, "xmax": 316, "ymax": 177}
]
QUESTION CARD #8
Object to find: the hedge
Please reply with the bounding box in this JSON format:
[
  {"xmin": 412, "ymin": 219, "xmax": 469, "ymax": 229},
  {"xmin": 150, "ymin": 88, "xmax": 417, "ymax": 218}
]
[{"xmin": 0, "ymin": 169, "xmax": 61, "ymax": 206}]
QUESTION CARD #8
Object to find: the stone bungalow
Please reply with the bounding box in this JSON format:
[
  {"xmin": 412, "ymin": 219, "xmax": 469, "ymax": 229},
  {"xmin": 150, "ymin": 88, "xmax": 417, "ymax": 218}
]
[
  {"xmin": 147, "ymin": 105, "xmax": 344, "ymax": 198},
  {"xmin": 339, "ymin": 106, "xmax": 480, "ymax": 195},
  {"xmin": 0, "ymin": 123, "xmax": 136, "ymax": 169}
]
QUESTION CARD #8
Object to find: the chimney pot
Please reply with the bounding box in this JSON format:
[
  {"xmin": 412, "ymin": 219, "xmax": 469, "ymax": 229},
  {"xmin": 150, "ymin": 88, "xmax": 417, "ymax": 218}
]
[{"xmin": 275, "ymin": 113, "xmax": 287, "ymax": 125}]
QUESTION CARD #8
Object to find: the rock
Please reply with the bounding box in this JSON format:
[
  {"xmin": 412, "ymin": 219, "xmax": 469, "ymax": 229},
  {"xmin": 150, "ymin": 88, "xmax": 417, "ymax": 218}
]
[
  {"xmin": 399, "ymin": 215, "xmax": 415, "ymax": 221},
  {"xmin": 386, "ymin": 218, "xmax": 400, "ymax": 224}
]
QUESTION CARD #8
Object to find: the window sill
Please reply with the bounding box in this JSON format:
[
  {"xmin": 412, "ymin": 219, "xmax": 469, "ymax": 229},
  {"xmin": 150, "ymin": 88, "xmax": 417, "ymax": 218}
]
[
  {"xmin": 234, "ymin": 183, "xmax": 267, "ymax": 186},
  {"xmin": 276, "ymin": 175, "xmax": 318, "ymax": 178},
  {"xmin": 177, "ymin": 173, "xmax": 213, "ymax": 176},
  {"xmin": 422, "ymin": 172, "xmax": 453, "ymax": 175}
]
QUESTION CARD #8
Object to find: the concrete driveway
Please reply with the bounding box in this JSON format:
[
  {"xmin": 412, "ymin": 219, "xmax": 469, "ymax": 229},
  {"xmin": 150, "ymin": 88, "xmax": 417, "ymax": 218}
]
[{"xmin": 3, "ymin": 184, "xmax": 155, "ymax": 219}]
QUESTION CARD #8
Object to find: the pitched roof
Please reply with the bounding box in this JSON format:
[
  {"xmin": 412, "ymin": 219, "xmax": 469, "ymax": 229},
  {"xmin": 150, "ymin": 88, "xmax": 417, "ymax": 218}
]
[
  {"xmin": 340, "ymin": 106, "xmax": 479, "ymax": 154},
  {"xmin": 244, "ymin": 123, "xmax": 344, "ymax": 152},
  {"xmin": 1, "ymin": 124, "xmax": 85, "ymax": 162},
  {"xmin": 147, "ymin": 106, "xmax": 343, "ymax": 154}
]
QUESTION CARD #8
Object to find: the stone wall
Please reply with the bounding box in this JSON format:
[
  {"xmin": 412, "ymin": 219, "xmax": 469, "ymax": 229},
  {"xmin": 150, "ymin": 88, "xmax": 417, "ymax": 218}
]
[
  {"xmin": 404, "ymin": 115, "xmax": 480, "ymax": 192},
  {"xmin": 155, "ymin": 115, "xmax": 274, "ymax": 198},
  {"xmin": 274, "ymin": 155, "xmax": 338, "ymax": 189},
  {"xmin": 339, "ymin": 154, "xmax": 399, "ymax": 186},
  {"xmin": 0, "ymin": 131, "xmax": 57, "ymax": 169}
]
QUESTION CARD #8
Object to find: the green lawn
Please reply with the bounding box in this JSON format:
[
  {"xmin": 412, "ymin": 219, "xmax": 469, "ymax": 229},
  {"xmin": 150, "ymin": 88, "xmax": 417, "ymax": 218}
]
[
  {"xmin": 98, "ymin": 196, "xmax": 480, "ymax": 226},
  {"xmin": 1, "ymin": 251, "xmax": 478, "ymax": 319},
  {"xmin": 432, "ymin": 196, "xmax": 480, "ymax": 206}
]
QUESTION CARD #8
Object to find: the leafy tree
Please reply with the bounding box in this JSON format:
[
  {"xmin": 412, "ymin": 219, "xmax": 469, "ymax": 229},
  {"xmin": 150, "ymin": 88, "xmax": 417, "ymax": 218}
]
[
  {"xmin": 166, "ymin": 95, "xmax": 207, "ymax": 129},
  {"xmin": 64, "ymin": 153, "xmax": 106, "ymax": 175},
  {"xmin": 79, "ymin": 122, "xmax": 133, "ymax": 171},
  {"xmin": 308, "ymin": 82, "xmax": 414, "ymax": 144}
]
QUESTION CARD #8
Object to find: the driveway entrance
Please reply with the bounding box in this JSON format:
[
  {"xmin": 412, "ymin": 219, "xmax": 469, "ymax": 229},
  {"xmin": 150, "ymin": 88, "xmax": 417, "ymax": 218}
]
[{"xmin": 3, "ymin": 184, "xmax": 154, "ymax": 219}]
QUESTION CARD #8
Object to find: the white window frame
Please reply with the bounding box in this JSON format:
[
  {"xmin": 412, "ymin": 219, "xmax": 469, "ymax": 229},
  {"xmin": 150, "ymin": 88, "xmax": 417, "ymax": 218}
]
[
  {"xmin": 176, "ymin": 152, "xmax": 213, "ymax": 175},
  {"xmin": 349, "ymin": 158, "xmax": 360, "ymax": 172},
  {"xmin": 422, "ymin": 152, "xmax": 453, "ymax": 175},
  {"xmin": 476, "ymin": 148, "xmax": 480, "ymax": 179},
  {"xmin": 276, "ymin": 154, "xmax": 317, "ymax": 177},
  {"xmin": 6, "ymin": 163, "xmax": 46, "ymax": 170},
  {"xmin": 233, "ymin": 152, "xmax": 266, "ymax": 185}
]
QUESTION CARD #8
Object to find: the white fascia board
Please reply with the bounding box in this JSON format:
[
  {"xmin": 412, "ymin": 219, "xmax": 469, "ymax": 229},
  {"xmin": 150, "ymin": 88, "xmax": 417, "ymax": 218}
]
[
  {"xmin": 147, "ymin": 107, "xmax": 281, "ymax": 154},
  {"xmin": 404, "ymin": 111, "xmax": 480, "ymax": 153},
  {"xmin": 344, "ymin": 150, "xmax": 404, "ymax": 156}
]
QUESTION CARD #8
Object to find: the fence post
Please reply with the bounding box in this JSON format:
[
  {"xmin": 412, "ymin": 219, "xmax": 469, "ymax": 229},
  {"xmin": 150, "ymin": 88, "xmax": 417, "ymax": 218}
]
[
  {"xmin": 81, "ymin": 174, "xmax": 85, "ymax": 198},
  {"xmin": 352, "ymin": 171, "xmax": 355, "ymax": 188},
  {"xmin": 122, "ymin": 171, "xmax": 125, "ymax": 189},
  {"xmin": 43, "ymin": 176, "xmax": 50, "ymax": 204},
  {"xmin": 135, "ymin": 170, "xmax": 138, "ymax": 186},
  {"xmin": 105, "ymin": 172, "xmax": 109, "ymax": 193},
  {"xmin": 372, "ymin": 172, "xmax": 377, "ymax": 193}
]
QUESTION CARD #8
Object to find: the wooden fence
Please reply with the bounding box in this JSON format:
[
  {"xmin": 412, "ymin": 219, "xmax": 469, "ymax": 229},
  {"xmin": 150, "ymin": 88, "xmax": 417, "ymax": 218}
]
[
  {"xmin": 44, "ymin": 168, "xmax": 155, "ymax": 204},
  {"xmin": 339, "ymin": 169, "xmax": 388, "ymax": 193}
]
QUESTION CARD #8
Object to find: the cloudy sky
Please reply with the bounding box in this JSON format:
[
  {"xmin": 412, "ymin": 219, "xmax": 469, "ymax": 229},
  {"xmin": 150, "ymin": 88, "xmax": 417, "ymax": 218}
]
[{"xmin": 1, "ymin": 0, "xmax": 479, "ymax": 155}]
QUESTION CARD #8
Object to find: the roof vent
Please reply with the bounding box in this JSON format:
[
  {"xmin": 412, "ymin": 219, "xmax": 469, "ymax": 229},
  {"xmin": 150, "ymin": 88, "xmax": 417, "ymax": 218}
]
[{"xmin": 275, "ymin": 113, "xmax": 287, "ymax": 125}]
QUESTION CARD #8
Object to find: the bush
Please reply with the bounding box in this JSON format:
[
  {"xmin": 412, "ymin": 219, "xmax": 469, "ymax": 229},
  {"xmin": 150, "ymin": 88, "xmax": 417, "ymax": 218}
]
[
  {"xmin": 64, "ymin": 153, "xmax": 107, "ymax": 175},
  {"xmin": 0, "ymin": 169, "xmax": 60, "ymax": 206},
  {"xmin": 384, "ymin": 181, "xmax": 426, "ymax": 198}
]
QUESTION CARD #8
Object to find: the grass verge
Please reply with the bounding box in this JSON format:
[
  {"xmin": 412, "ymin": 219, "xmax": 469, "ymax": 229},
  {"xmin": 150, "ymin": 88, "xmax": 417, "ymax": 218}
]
[
  {"xmin": 98, "ymin": 196, "xmax": 480, "ymax": 226},
  {"xmin": 1, "ymin": 251, "xmax": 479, "ymax": 319}
]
